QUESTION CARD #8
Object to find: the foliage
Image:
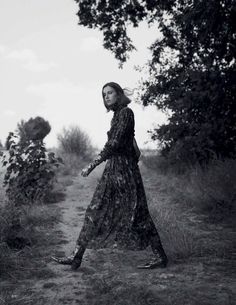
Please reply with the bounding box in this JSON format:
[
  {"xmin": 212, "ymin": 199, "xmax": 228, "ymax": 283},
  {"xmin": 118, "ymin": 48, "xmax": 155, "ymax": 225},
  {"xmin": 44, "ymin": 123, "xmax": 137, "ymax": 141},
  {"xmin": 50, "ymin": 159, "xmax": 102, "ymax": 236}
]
[
  {"xmin": 1, "ymin": 133, "xmax": 62, "ymax": 205},
  {"xmin": 17, "ymin": 116, "xmax": 51, "ymax": 148},
  {"xmin": 74, "ymin": 0, "xmax": 236, "ymax": 162},
  {"xmin": 57, "ymin": 125, "xmax": 94, "ymax": 160},
  {"xmin": 5, "ymin": 132, "xmax": 12, "ymax": 150}
]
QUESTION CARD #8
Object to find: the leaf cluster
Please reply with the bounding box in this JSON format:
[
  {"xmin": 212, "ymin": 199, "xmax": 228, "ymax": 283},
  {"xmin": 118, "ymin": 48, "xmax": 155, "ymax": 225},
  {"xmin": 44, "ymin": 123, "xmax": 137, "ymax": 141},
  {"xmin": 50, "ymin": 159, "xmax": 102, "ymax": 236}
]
[
  {"xmin": 75, "ymin": 0, "xmax": 236, "ymax": 163},
  {"xmin": 1, "ymin": 133, "xmax": 62, "ymax": 205},
  {"xmin": 17, "ymin": 116, "xmax": 51, "ymax": 148}
]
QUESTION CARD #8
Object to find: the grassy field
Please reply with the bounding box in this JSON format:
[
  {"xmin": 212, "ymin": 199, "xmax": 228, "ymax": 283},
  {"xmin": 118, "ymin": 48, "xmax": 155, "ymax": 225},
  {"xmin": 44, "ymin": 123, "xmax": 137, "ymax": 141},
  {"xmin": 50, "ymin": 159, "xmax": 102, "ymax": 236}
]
[
  {"xmin": 0, "ymin": 155, "xmax": 235, "ymax": 305},
  {"xmin": 0, "ymin": 157, "xmax": 72, "ymax": 305}
]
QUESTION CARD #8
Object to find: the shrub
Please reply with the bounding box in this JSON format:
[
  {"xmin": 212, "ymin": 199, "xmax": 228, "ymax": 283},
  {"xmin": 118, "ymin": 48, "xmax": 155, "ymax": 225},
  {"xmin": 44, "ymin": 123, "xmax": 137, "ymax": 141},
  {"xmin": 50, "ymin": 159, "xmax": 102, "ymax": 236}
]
[
  {"xmin": 57, "ymin": 125, "xmax": 94, "ymax": 161},
  {"xmin": 5, "ymin": 132, "xmax": 12, "ymax": 150},
  {"xmin": 56, "ymin": 125, "xmax": 95, "ymax": 176},
  {"xmin": 17, "ymin": 117, "xmax": 51, "ymax": 148},
  {"xmin": 1, "ymin": 133, "xmax": 62, "ymax": 205}
]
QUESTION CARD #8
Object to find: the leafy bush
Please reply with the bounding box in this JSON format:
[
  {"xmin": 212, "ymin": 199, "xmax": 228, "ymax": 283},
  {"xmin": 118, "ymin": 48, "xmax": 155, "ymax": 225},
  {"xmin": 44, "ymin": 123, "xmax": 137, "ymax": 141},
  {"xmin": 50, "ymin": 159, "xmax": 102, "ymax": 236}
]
[
  {"xmin": 5, "ymin": 133, "xmax": 12, "ymax": 150},
  {"xmin": 1, "ymin": 133, "xmax": 62, "ymax": 205},
  {"xmin": 57, "ymin": 125, "xmax": 94, "ymax": 160},
  {"xmin": 17, "ymin": 117, "xmax": 51, "ymax": 147}
]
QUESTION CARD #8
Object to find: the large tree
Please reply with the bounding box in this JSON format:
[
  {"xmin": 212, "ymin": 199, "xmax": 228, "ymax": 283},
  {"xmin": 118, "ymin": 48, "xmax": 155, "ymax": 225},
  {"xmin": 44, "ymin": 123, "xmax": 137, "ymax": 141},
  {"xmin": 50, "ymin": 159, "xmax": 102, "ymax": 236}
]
[{"xmin": 74, "ymin": 0, "xmax": 236, "ymax": 163}]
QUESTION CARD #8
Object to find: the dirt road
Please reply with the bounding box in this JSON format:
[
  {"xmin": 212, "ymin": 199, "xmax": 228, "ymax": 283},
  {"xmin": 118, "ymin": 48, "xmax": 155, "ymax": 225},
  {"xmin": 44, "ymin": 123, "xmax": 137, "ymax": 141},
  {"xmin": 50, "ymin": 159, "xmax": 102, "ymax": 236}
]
[{"xmin": 26, "ymin": 162, "xmax": 236, "ymax": 304}]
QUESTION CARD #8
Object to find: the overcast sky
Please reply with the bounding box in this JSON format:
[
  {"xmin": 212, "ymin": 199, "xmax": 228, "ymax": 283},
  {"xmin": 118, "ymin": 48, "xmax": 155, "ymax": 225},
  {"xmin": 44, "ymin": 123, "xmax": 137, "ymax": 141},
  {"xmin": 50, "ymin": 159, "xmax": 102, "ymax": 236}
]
[{"xmin": 0, "ymin": 0, "xmax": 167, "ymax": 149}]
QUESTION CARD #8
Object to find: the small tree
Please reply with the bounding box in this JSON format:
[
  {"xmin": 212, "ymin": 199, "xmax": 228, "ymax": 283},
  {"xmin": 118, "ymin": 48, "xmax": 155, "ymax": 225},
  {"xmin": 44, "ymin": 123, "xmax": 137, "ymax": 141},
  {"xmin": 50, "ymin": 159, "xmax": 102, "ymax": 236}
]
[
  {"xmin": 74, "ymin": 0, "xmax": 236, "ymax": 163},
  {"xmin": 1, "ymin": 118, "xmax": 62, "ymax": 205}
]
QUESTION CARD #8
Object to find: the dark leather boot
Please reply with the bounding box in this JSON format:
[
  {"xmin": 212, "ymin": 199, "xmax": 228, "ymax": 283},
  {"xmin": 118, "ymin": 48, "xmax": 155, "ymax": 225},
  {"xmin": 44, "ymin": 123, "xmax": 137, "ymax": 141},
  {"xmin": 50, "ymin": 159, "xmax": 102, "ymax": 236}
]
[
  {"xmin": 137, "ymin": 249, "xmax": 168, "ymax": 269},
  {"xmin": 51, "ymin": 245, "xmax": 85, "ymax": 270},
  {"xmin": 137, "ymin": 235, "xmax": 168, "ymax": 269},
  {"xmin": 71, "ymin": 246, "xmax": 85, "ymax": 270}
]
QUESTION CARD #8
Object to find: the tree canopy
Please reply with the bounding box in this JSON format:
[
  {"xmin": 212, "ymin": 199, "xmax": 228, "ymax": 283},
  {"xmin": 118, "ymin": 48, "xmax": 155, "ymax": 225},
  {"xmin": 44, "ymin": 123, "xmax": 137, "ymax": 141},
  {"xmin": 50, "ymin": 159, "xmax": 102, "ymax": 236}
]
[{"xmin": 75, "ymin": 0, "xmax": 236, "ymax": 163}]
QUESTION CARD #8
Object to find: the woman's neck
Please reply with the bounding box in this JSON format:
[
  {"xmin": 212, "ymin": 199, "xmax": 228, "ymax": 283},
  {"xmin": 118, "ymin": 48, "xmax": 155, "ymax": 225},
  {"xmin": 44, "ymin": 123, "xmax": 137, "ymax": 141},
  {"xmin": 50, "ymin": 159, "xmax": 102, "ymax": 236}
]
[{"xmin": 111, "ymin": 102, "xmax": 126, "ymax": 112}]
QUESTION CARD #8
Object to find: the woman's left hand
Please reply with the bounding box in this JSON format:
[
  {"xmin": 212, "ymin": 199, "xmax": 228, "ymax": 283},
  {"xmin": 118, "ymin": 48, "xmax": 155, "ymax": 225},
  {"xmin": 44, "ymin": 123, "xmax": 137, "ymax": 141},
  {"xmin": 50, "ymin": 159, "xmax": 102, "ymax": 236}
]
[{"xmin": 81, "ymin": 167, "xmax": 91, "ymax": 177}]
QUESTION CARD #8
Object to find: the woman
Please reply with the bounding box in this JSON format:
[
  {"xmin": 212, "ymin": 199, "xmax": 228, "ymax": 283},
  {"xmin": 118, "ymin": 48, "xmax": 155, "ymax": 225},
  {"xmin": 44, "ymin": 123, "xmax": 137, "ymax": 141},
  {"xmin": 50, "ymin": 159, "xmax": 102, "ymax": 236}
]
[{"xmin": 52, "ymin": 82, "xmax": 168, "ymax": 270}]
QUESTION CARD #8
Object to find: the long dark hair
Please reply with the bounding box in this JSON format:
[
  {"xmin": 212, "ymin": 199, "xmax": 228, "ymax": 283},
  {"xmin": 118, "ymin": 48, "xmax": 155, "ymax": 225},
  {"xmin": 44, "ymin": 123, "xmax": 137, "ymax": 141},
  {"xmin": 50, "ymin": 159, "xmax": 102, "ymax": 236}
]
[{"xmin": 102, "ymin": 82, "xmax": 131, "ymax": 111}]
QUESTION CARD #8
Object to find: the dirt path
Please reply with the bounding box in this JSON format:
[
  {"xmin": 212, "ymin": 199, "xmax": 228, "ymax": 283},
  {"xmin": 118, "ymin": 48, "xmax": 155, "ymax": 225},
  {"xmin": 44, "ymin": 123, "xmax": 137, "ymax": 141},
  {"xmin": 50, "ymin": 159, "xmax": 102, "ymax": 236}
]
[{"xmin": 30, "ymin": 162, "xmax": 235, "ymax": 305}]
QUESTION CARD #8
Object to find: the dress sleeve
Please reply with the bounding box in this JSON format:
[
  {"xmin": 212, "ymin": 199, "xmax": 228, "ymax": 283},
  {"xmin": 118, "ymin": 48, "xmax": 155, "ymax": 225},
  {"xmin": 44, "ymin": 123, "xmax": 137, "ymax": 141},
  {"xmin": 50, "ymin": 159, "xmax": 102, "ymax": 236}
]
[{"xmin": 99, "ymin": 107, "xmax": 134, "ymax": 161}]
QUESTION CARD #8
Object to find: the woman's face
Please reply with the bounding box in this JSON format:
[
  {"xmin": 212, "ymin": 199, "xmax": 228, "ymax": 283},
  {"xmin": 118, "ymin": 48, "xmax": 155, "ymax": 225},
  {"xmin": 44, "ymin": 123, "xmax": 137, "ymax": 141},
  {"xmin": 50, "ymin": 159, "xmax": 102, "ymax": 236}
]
[{"xmin": 103, "ymin": 86, "xmax": 120, "ymax": 108}]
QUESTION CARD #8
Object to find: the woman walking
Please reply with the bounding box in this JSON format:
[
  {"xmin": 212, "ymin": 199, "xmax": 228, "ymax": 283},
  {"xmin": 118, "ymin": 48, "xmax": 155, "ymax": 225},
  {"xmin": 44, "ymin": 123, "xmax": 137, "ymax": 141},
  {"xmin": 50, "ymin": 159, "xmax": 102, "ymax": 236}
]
[{"xmin": 52, "ymin": 82, "xmax": 168, "ymax": 270}]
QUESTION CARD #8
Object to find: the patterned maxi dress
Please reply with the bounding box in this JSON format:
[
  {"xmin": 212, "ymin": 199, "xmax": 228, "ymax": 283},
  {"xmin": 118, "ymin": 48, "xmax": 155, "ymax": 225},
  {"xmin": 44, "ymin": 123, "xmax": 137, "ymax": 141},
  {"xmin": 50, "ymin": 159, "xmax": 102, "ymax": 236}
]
[{"xmin": 77, "ymin": 103, "xmax": 162, "ymax": 250}]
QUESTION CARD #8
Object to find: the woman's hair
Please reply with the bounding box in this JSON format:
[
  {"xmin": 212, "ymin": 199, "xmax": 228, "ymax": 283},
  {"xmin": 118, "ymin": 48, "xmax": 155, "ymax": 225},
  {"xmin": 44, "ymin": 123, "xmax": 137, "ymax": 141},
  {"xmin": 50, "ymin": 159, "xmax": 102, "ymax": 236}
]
[{"xmin": 102, "ymin": 82, "xmax": 131, "ymax": 111}]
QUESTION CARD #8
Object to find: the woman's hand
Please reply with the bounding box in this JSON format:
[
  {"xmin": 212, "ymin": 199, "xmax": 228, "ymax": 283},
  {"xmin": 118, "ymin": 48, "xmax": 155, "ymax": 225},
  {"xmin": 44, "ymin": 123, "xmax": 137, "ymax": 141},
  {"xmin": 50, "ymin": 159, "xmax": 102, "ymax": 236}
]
[
  {"xmin": 81, "ymin": 156, "xmax": 102, "ymax": 177},
  {"xmin": 81, "ymin": 167, "xmax": 91, "ymax": 177}
]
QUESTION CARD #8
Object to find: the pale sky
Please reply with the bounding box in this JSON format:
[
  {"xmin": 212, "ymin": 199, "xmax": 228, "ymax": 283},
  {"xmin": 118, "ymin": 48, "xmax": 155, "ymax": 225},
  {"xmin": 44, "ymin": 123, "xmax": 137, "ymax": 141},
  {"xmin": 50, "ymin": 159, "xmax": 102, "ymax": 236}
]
[{"xmin": 0, "ymin": 0, "xmax": 167, "ymax": 149}]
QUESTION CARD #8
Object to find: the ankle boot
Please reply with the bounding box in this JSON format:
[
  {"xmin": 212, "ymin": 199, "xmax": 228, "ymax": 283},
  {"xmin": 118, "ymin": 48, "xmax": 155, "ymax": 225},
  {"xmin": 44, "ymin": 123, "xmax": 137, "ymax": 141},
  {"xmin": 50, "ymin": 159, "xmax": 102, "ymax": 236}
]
[
  {"xmin": 71, "ymin": 246, "xmax": 85, "ymax": 270},
  {"xmin": 51, "ymin": 245, "xmax": 85, "ymax": 269},
  {"xmin": 137, "ymin": 249, "xmax": 168, "ymax": 269},
  {"xmin": 137, "ymin": 236, "xmax": 168, "ymax": 269}
]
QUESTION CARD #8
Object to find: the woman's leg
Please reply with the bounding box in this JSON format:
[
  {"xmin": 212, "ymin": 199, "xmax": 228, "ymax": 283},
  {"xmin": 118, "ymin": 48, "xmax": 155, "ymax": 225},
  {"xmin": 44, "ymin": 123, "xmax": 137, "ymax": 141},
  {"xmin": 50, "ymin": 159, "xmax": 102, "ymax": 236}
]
[
  {"xmin": 51, "ymin": 194, "xmax": 102, "ymax": 269},
  {"xmin": 52, "ymin": 199, "xmax": 104, "ymax": 269},
  {"xmin": 51, "ymin": 179, "xmax": 108, "ymax": 269},
  {"xmin": 138, "ymin": 229, "xmax": 168, "ymax": 269},
  {"xmin": 150, "ymin": 232, "xmax": 168, "ymax": 266}
]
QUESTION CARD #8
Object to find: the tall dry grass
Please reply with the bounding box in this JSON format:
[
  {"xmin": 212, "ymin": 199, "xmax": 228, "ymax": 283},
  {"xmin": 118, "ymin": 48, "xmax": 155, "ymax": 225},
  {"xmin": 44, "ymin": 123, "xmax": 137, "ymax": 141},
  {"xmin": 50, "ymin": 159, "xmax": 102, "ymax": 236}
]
[
  {"xmin": 0, "ymin": 195, "xmax": 61, "ymax": 304},
  {"xmin": 0, "ymin": 149, "xmax": 63, "ymax": 304},
  {"xmin": 183, "ymin": 159, "xmax": 236, "ymax": 215},
  {"xmin": 142, "ymin": 151, "xmax": 236, "ymax": 261},
  {"xmin": 142, "ymin": 152, "xmax": 236, "ymax": 218},
  {"xmin": 148, "ymin": 196, "xmax": 200, "ymax": 260},
  {"xmin": 0, "ymin": 201, "xmax": 60, "ymax": 278}
]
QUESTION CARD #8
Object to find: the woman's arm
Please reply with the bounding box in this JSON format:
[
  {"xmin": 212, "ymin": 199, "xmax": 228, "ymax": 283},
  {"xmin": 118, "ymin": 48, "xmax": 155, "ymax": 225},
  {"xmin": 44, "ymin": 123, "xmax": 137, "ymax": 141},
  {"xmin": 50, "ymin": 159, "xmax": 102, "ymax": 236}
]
[
  {"xmin": 81, "ymin": 155, "xmax": 103, "ymax": 177},
  {"xmin": 99, "ymin": 107, "xmax": 134, "ymax": 161},
  {"xmin": 81, "ymin": 107, "xmax": 134, "ymax": 177}
]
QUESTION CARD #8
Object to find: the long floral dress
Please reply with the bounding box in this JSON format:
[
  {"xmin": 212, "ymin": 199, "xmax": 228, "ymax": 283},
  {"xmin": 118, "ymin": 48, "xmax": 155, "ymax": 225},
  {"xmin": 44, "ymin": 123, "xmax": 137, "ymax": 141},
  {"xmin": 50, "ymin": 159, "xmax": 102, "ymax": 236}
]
[{"xmin": 77, "ymin": 103, "xmax": 162, "ymax": 250}]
